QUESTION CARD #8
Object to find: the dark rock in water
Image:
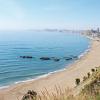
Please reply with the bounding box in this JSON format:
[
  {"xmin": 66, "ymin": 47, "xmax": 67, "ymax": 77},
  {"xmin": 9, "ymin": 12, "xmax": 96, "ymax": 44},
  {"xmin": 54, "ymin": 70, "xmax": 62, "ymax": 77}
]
[
  {"xmin": 65, "ymin": 57, "xmax": 72, "ymax": 60},
  {"xmin": 64, "ymin": 55, "xmax": 78, "ymax": 61},
  {"xmin": 20, "ymin": 56, "xmax": 33, "ymax": 59},
  {"xmin": 51, "ymin": 57, "xmax": 55, "ymax": 59},
  {"xmin": 40, "ymin": 57, "xmax": 51, "ymax": 60},
  {"xmin": 20, "ymin": 56, "xmax": 26, "ymax": 58},
  {"xmin": 53, "ymin": 58, "xmax": 60, "ymax": 61},
  {"xmin": 51, "ymin": 57, "xmax": 60, "ymax": 61}
]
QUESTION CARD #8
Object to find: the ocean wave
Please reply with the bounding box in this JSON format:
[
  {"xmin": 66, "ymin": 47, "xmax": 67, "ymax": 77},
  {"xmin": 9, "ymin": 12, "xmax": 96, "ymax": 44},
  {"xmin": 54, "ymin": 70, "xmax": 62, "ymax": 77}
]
[
  {"xmin": 0, "ymin": 69, "xmax": 66, "ymax": 90},
  {"xmin": 0, "ymin": 85, "xmax": 10, "ymax": 90},
  {"xmin": 78, "ymin": 42, "xmax": 91, "ymax": 59}
]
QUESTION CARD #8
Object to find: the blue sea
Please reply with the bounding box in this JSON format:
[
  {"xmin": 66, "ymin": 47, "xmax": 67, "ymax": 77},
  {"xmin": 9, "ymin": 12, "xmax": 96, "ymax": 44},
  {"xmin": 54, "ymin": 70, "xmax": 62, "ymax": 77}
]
[{"xmin": 0, "ymin": 31, "xmax": 90, "ymax": 88}]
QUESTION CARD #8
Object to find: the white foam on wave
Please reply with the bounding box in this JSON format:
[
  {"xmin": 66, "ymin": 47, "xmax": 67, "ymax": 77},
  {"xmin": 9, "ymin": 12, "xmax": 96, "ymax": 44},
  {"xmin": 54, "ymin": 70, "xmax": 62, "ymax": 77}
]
[
  {"xmin": 0, "ymin": 85, "xmax": 10, "ymax": 90},
  {"xmin": 78, "ymin": 39, "xmax": 91, "ymax": 59},
  {"xmin": 10, "ymin": 69, "xmax": 67, "ymax": 87},
  {"xmin": 78, "ymin": 48, "xmax": 90, "ymax": 59}
]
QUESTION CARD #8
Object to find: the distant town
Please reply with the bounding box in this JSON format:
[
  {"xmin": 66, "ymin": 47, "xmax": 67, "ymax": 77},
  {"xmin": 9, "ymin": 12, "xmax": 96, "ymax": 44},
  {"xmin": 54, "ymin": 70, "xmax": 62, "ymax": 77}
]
[{"xmin": 82, "ymin": 28, "xmax": 100, "ymax": 38}]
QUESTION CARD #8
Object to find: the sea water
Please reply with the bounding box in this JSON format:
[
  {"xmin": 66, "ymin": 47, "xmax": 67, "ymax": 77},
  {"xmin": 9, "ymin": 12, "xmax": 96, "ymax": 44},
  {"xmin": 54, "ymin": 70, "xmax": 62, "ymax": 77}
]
[{"xmin": 0, "ymin": 31, "xmax": 90, "ymax": 88}]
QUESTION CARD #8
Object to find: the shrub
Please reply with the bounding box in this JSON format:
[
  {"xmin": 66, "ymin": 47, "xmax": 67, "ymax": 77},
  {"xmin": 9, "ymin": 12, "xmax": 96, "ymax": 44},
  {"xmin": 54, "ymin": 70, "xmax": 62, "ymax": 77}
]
[
  {"xmin": 75, "ymin": 78, "xmax": 80, "ymax": 85},
  {"xmin": 22, "ymin": 90, "xmax": 37, "ymax": 100},
  {"xmin": 83, "ymin": 76, "xmax": 87, "ymax": 81},
  {"xmin": 91, "ymin": 69, "xmax": 95, "ymax": 72},
  {"xmin": 87, "ymin": 72, "xmax": 90, "ymax": 78}
]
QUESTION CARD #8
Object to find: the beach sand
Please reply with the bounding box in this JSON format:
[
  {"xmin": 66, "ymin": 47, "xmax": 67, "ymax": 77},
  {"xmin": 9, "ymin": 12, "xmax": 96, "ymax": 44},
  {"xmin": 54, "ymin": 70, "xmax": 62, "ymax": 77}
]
[{"xmin": 0, "ymin": 38, "xmax": 100, "ymax": 100}]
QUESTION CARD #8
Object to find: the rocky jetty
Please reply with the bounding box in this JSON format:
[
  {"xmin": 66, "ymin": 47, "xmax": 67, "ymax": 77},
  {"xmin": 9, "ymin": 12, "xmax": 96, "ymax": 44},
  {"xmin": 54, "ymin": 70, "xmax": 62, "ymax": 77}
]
[
  {"xmin": 40, "ymin": 57, "xmax": 51, "ymax": 60},
  {"xmin": 64, "ymin": 55, "xmax": 78, "ymax": 61},
  {"xmin": 65, "ymin": 57, "xmax": 72, "ymax": 60},
  {"xmin": 19, "ymin": 55, "xmax": 77, "ymax": 61},
  {"xmin": 20, "ymin": 56, "xmax": 33, "ymax": 59},
  {"xmin": 53, "ymin": 58, "xmax": 60, "ymax": 61},
  {"xmin": 51, "ymin": 57, "xmax": 60, "ymax": 61}
]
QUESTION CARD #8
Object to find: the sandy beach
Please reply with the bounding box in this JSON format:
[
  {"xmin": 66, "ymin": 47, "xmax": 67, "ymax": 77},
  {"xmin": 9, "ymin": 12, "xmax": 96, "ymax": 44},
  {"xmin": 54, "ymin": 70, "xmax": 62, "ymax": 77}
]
[{"xmin": 0, "ymin": 37, "xmax": 100, "ymax": 100}]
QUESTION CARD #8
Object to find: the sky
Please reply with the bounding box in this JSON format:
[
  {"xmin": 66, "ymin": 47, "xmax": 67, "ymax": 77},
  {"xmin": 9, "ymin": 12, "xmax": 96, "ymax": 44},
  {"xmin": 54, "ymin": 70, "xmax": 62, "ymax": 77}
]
[{"xmin": 0, "ymin": 0, "xmax": 100, "ymax": 30}]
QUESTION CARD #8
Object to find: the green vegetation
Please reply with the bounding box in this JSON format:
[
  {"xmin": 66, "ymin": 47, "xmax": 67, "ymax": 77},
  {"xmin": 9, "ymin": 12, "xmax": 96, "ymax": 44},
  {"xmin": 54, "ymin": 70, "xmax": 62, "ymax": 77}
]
[
  {"xmin": 91, "ymin": 68, "xmax": 95, "ymax": 72},
  {"xmin": 21, "ymin": 66, "xmax": 100, "ymax": 100},
  {"xmin": 22, "ymin": 90, "xmax": 37, "ymax": 100},
  {"xmin": 87, "ymin": 72, "xmax": 90, "ymax": 78},
  {"xmin": 75, "ymin": 78, "xmax": 80, "ymax": 85},
  {"xmin": 79, "ymin": 67, "xmax": 100, "ymax": 100},
  {"xmin": 83, "ymin": 76, "xmax": 87, "ymax": 81}
]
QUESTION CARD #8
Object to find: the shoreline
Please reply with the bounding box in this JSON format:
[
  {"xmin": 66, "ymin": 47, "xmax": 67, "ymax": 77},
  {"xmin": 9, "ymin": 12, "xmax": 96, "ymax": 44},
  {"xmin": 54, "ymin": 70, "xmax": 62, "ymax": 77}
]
[
  {"xmin": 0, "ymin": 37, "xmax": 91, "ymax": 90},
  {"xmin": 0, "ymin": 36, "xmax": 100, "ymax": 100}
]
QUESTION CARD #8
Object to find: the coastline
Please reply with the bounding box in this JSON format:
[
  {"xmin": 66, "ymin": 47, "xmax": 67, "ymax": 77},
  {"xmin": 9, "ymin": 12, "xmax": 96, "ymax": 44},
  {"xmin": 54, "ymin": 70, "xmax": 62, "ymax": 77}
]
[
  {"xmin": 0, "ymin": 33, "xmax": 90, "ymax": 90},
  {"xmin": 0, "ymin": 36, "xmax": 90, "ymax": 90},
  {"xmin": 0, "ymin": 36, "xmax": 100, "ymax": 100}
]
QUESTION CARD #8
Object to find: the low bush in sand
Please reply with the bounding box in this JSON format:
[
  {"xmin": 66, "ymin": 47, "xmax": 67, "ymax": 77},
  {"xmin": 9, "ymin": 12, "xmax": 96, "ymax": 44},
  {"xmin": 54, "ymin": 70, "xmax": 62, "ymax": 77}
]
[
  {"xmin": 83, "ymin": 76, "xmax": 88, "ymax": 81},
  {"xmin": 91, "ymin": 68, "xmax": 95, "ymax": 73},
  {"xmin": 87, "ymin": 72, "xmax": 91, "ymax": 78},
  {"xmin": 75, "ymin": 78, "xmax": 80, "ymax": 85},
  {"xmin": 22, "ymin": 90, "xmax": 37, "ymax": 100}
]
